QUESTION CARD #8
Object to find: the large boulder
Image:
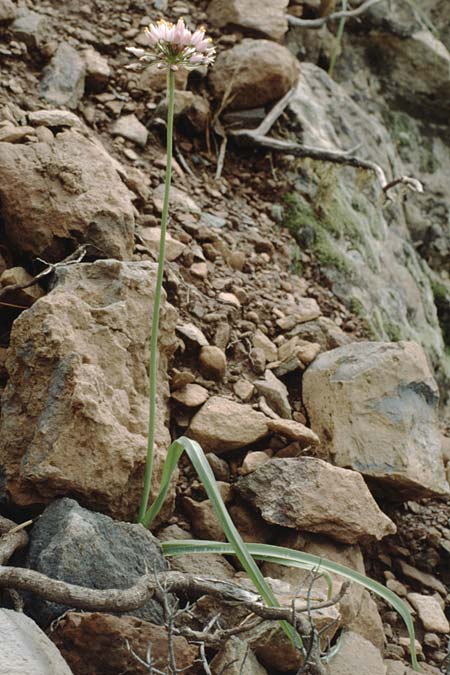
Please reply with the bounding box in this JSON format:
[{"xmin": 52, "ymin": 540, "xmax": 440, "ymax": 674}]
[
  {"xmin": 39, "ymin": 43, "xmax": 86, "ymax": 109},
  {"xmin": 303, "ymin": 341, "xmax": 449, "ymax": 498},
  {"xmin": 236, "ymin": 457, "xmax": 396, "ymax": 544},
  {"xmin": 0, "ymin": 260, "xmax": 177, "ymax": 519},
  {"xmin": 207, "ymin": 0, "xmax": 288, "ymax": 41},
  {"xmin": 209, "ymin": 39, "xmax": 298, "ymax": 110},
  {"xmin": 26, "ymin": 499, "xmax": 170, "ymax": 626},
  {"xmin": 0, "ymin": 609, "xmax": 73, "ymax": 674},
  {"xmin": 0, "ymin": 130, "xmax": 135, "ymax": 261}
]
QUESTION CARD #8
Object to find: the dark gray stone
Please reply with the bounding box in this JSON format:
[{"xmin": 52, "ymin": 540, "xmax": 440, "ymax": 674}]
[
  {"xmin": 40, "ymin": 43, "xmax": 85, "ymax": 109},
  {"xmin": 26, "ymin": 499, "xmax": 170, "ymax": 626}
]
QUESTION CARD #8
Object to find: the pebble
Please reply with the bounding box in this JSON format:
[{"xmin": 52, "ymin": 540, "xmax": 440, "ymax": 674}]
[
  {"xmin": 233, "ymin": 379, "xmax": 255, "ymax": 402},
  {"xmin": 199, "ymin": 346, "xmax": 227, "ymax": 381},
  {"xmin": 176, "ymin": 323, "xmax": 209, "ymax": 347},
  {"xmin": 111, "ymin": 114, "xmax": 148, "ymax": 147},
  {"xmin": 171, "ymin": 383, "xmax": 209, "ymax": 408},
  {"xmin": 206, "ymin": 453, "xmax": 230, "ymax": 482},
  {"xmin": 407, "ymin": 593, "xmax": 450, "ymax": 633},
  {"xmin": 190, "ymin": 262, "xmax": 208, "ymax": 279},
  {"xmin": 252, "ymin": 329, "xmax": 277, "ymax": 362},
  {"xmin": 218, "ymin": 292, "xmax": 241, "ymax": 308},
  {"xmin": 267, "ymin": 418, "xmax": 320, "ymax": 446}
]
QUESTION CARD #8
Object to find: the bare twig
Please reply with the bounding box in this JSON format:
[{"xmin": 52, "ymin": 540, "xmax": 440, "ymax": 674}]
[
  {"xmin": 0, "ymin": 245, "xmax": 87, "ymax": 302},
  {"xmin": 287, "ymin": 0, "xmax": 385, "ymax": 28},
  {"xmin": 0, "ymin": 517, "xmax": 29, "ymax": 565}
]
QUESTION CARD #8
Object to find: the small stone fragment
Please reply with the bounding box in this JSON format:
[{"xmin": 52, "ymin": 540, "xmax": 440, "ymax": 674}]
[
  {"xmin": 218, "ymin": 291, "xmax": 241, "ymax": 308},
  {"xmin": 82, "ymin": 47, "xmax": 111, "ymax": 91},
  {"xmin": 40, "ymin": 43, "xmax": 86, "ymax": 109},
  {"xmin": 190, "ymin": 261, "xmax": 208, "ymax": 278},
  {"xmin": 11, "ymin": 9, "xmax": 47, "ymax": 49},
  {"xmin": 182, "ymin": 497, "xmax": 226, "ymax": 541},
  {"xmin": 0, "ymin": 0, "xmax": 16, "ymax": 23},
  {"xmin": 407, "ymin": 593, "xmax": 450, "ymax": 633},
  {"xmin": 112, "ymin": 114, "xmax": 148, "ymax": 147},
  {"xmin": 254, "ymin": 369, "xmax": 291, "ymax": 419},
  {"xmin": 0, "ymin": 123, "xmax": 34, "ymax": 142},
  {"xmin": 176, "ymin": 322, "xmax": 209, "ymax": 347},
  {"xmin": 210, "ymin": 637, "xmax": 268, "ymax": 675},
  {"xmin": 398, "ymin": 561, "xmax": 447, "ymax": 595},
  {"xmin": 276, "ymin": 298, "xmax": 322, "ymax": 330},
  {"xmin": 28, "ymin": 109, "xmax": 82, "ymax": 128},
  {"xmin": 141, "ymin": 227, "xmax": 186, "ymax": 261},
  {"xmin": 207, "ymin": 0, "xmax": 289, "ymax": 41},
  {"xmin": 233, "ymin": 379, "xmax": 255, "ymax": 402},
  {"xmin": 171, "ymin": 383, "xmax": 209, "ymax": 407},
  {"xmin": 253, "ymin": 329, "xmax": 277, "ymax": 362},
  {"xmin": 199, "ymin": 345, "xmax": 227, "ymax": 380},
  {"xmin": 240, "ymin": 451, "xmax": 271, "ymax": 476},
  {"xmin": 326, "ymin": 632, "xmax": 385, "ymax": 675},
  {"xmin": 267, "ymin": 418, "xmax": 320, "ymax": 446}
]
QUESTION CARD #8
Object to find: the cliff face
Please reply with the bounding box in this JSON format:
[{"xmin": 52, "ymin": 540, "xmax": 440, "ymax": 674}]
[{"xmin": 284, "ymin": 0, "xmax": 450, "ymax": 394}]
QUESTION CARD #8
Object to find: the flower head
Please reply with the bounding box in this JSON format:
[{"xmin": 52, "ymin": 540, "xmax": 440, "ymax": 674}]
[{"xmin": 126, "ymin": 17, "xmax": 215, "ymax": 71}]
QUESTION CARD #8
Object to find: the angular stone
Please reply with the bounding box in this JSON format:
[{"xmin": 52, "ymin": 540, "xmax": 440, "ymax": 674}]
[
  {"xmin": 252, "ymin": 329, "xmax": 277, "ymax": 362},
  {"xmin": 233, "ymin": 378, "xmax": 255, "ymax": 402},
  {"xmin": 11, "ymin": 9, "xmax": 47, "ymax": 49},
  {"xmin": 326, "ymin": 632, "xmax": 385, "ymax": 675},
  {"xmin": 209, "ymin": 39, "xmax": 298, "ymax": 111},
  {"xmin": 171, "ymin": 383, "xmax": 209, "ymax": 407},
  {"xmin": 398, "ymin": 561, "xmax": 446, "ymax": 596},
  {"xmin": 40, "ymin": 43, "xmax": 85, "ymax": 109},
  {"xmin": 240, "ymin": 450, "xmax": 272, "ymax": 476},
  {"xmin": 407, "ymin": 593, "xmax": 450, "ymax": 633},
  {"xmin": 207, "ymin": 0, "xmax": 288, "ymax": 41},
  {"xmin": 303, "ymin": 341, "xmax": 449, "ymax": 498},
  {"xmin": 0, "ymin": 609, "xmax": 73, "ymax": 674},
  {"xmin": 276, "ymin": 298, "xmax": 322, "ymax": 330},
  {"xmin": 210, "ymin": 637, "xmax": 268, "ymax": 675},
  {"xmin": 267, "ymin": 418, "xmax": 320, "ymax": 446},
  {"xmin": 176, "ymin": 322, "xmax": 208, "ymax": 347},
  {"xmin": 0, "ymin": 123, "xmax": 35, "ymax": 142},
  {"xmin": 188, "ymin": 396, "xmax": 269, "ymax": 453},
  {"xmin": 0, "ymin": 0, "xmax": 16, "ymax": 23},
  {"xmin": 182, "ymin": 496, "xmax": 226, "ymax": 541},
  {"xmin": 0, "ymin": 130, "xmax": 135, "ymax": 261},
  {"xmin": 0, "ymin": 266, "xmax": 44, "ymax": 306},
  {"xmin": 28, "ymin": 109, "xmax": 82, "ymax": 128},
  {"xmin": 237, "ymin": 457, "xmax": 396, "ymax": 544},
  {"xmin": 50, "ymin": 612, "xmax": 196, "ymax": 675},
  {"xmin": 348, "ymin": 590, "xmax": 385, "ymax": 653},
  {"xmin": 82, "ymin": 47, "xmax": 111, "ymax": 91},
  {"xmin": 153, "ymin": 183, "xmax": 201, "ymax": 214},
  {"xmin": 254, "ymin": 370, "xmax": 291, "ymax": 418},
  {"xmin": 0, "ymin": 261, "xmax": 177, "ymax": 519},
  {"xmin": 26, "ymin": 499, "xmax": 170, "ymax": 626},
  {"xmin": 199, "ymin": 345, "xmax": 227, "ymax": 380},
  {"xmin": 111, "ymin": 114, "xmax": 148, "ymax": 147},
  {"xmin": 141, "ymin": 227, "xmax": 186, "ymax": 261}
]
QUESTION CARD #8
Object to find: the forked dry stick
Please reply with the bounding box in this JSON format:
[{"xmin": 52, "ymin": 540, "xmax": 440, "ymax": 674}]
[{"xmin": 287, "ymin": 0, "xmax": 385, "ymax": 28}]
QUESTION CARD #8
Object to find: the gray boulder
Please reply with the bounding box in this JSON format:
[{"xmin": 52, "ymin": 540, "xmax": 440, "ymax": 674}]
[{"xmin": 40, "ymin": 43, "xmax": 85, "ymax": 109}]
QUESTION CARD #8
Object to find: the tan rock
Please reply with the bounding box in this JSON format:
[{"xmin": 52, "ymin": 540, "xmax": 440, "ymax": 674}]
[
  {"xmin": 190, "ymin": 261, "xmax": 208, "ymax": 278},
  {"xmin": 111, "ymin": 113, "xmax": 148, "ymax": 147},
  {"xmin": 303, "ymin": 341, "xmax": 449, "ymax": 498},
  {"xmin": 136, "ymin": 64, "xmax": 188, "ymax": 92},
  {"xmin": 50, "ymin": 612, "xmax": 196, "ymax": 675},
  {"xmin": 326, "ymin": 632, "xmax": 385, "ymax": 675},
  {"xmin": 252, "ymin": 329, "xmax": 277, "ymax": 362},
  {"xmin": 140, "ymin": 227, "xmax": 186, "ymax": 261},
  {"xmin": 28, "ymin": 109, "xmax": 82, "ymax": 128},
  {"xmin": 237, "ymin": 457, "xmax": 396, "ymax": 544},
  {"xmin": 188, "ymin": 396, "xmax": 269, "ymax": 453},
  {"xmin": 254, "ymin": 369, "xmax": 291, "ymax": 418},
  {"xmin": 82, "ymin": 47, "xmax": 111, "ymax": 91},
  {"xmin": 207, "ymin": 0, "xmax": 288, "ymax": 41},
  {"xmin": 397, "ymin": 560, "xmax": 446, "ymax": 596},
  {"xmin": 218, "ymin": 291, "xmax": 241, "ymax": 308},
  {"xmin": 153, "ymin": 183, "xmax": 201, "ymax": 214},
  {"xmin": 348, "ymin": 590, "xmax": 385, "ymax": 653},
  {"xmin": 182, "ymin": 496, "xmax": 226, "ymax": 541},
  {"xmin": 407, "ymin": 593, "xmax": 450, "ymax": 633},
  {"xmin": 0, "ymin": 123, "xmax": 35, "ymax": 142},
  {"xmin": 0, "ymin": 130, "xmax": 135, "ymax": 261},
  {"xmin": 171, "ymin": 383, "xmax": 209, "ymax": 407},
  {"xmin": 209, "ymin": 39, "xmax": 298, "ymax": 111},
  {"xmin": 0, "ymin": 260, "xmax": 177, "ymax": 519},
  {"xmin": 0, "ymin": 0, "xmax": 16, "ymax": 22},
  {"xmin": 0, "ymin": 266, "xmax": 44, "ymax": 306},
  {"xmin": 176, "ymin": 322, "xmax": 208, "ymax": 347},
  {"xmin": 267, "ymin": 418, "xmax": 320, "ymax": 446},
  {"xmin": 199, "ymin": 345, "xmax": 227, "ymax": 380},
  {"xmin": 210, "ymin": 637, "xmax": 268, "ymax": 675},
  {"xmin": 233, "ymin": 378, "xmax": 255, "ymax": 402},
  {"xmin": 228, "ymin": 503, "xmax": 273, "ymax": 543},
  {"xmin": 276, "ymin": 298, "xmax": 322, "ymax": 330},
  {"xmin": 240, "ymin": 450, "xmax": 272, "ymax": 475}
]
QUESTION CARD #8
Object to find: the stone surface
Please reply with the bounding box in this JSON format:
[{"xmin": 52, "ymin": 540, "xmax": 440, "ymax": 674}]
[
  {"xmin": 188, "ymin": 396, "xmax": 269, "ymax": 453},
  {"xmin": 237, "ymin": 457, "xmax": 396, "ymax": 544},
  {"xmin": 182, "ymin": 496, "xmax": 226, "ymax": 541},
  {"xmin": 26, "ymin": 499, "xmax": 170, "ymax": 626},
  {"xmin": 303, "ymin": 341, "xmax": 449, "ymax": 498},
  {"xmin": 254, "ymin": 369, "xmax": 291, "ymax": 418},
  {"xmin": 0, "ymin": 266, "xmax": 44, "ymax": 306},
  {"xmin": 50, "ymin": 612, "xmax": 196, "ymax": 675},
  {"xmin": 398, "ymin": 561, "xmax": 446, "ymax": 596},
  {"xmin": 209, "ymin": 39, "xmax": 298, "ymax": 111},
  {"xmin": 141, "ymin": 227, "xmax": 186, "ymax": 261},
  {"xmin": 326, "ymin": 632, "xmax": 385, "ymax": 675},
  {"xmin": 0, "ymin": 609, "xmax": 73, "ymax": 674},
  {"xmin": 348, "ymin": 590, "xmax": 385, "ymax": 653},
  {"xmin": 82, "ymin": 47, "xmax": 111, "ymax": 91},
  {"xmin": 267, "ymin": 418, "xmax": 320, "ymax": 446},
  {"xmin": 207, "ymin": 0, "xmax": 288, "ymax": 41},
  {"xmin": 176, "ymin": 322, "xmax": 208, "ymax": 347},
  {"xmin": 28, "ymin": 109, "xmax": 82, "ymax": 128},
  {"xmin": 407, "ymin": 593, "xmax": 450, "ymax": 633},
  {"xmin": 0, "ymin": 130, "xmax": 135, "ymax": 261},
  {"xmin": 171, "ymin": 383, "xmax": 209, "ymax": 407},
  {"xmin": 10, "ymin": 9, "xmax": 47, "ymax": 49},
  {"xmin": 40, "ymin": 43, "xmax": 86, "ymax": 109},
  {"xmin": 111, "ymin": 114, "xmax": 148, "ymax": 147},
  {"xmin": 198, "ymin": 345, "xmax": 227, "ymax": 380},
  {"xmin": 0, "ymin": 123, "xmax": 35, "ymax": 143},
  {"xmin": 0, "ymin": 0, "xmax": 16, "ymax": 23},
  {"xmin": 0, "ymin": 261, "xmax": 177, "ymax": 519},
  {"xmin": 252, "ymin": 329, "xmax": 277, "ymax": 362},
  {"xmin": 210, "ymin": 637, "xmax": 268, "ymax": 675},
  {"xmin": 240, "ymin": 450, "xmax": 271, "ymax": 475}
]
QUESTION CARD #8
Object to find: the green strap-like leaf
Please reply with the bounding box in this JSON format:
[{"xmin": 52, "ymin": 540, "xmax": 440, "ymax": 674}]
[{"xmin": 162, "ymin": 539, "xmax": 420, "ymax": 672}]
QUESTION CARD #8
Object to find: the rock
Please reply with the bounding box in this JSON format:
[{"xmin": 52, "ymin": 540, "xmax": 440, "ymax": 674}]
[
  {"xmin": 0, "ymin": 0, "xmax": 16, "ymax": 23},
  {"xmin": 136, "ymin": 65, "xmax": 188, "ymax": 93},
  {"xmin": 209, "ymin": 39, "xmax": 298, "ymax": 111},
  {"xmin": 326, "ymin": 632, "xmax": 385, "ymax": 675},
  {"xmin": 303, "ymin": 341, "xmax": 449, "ymax": 498},
  {"xmin": 28, "ymin": 109, "xmax": 82, "ymax": 128},
  {"xmin": 140, "ymin": 227, "xmax": 186, "ymax": 260},
  {"xmin": 10, "ymin": 9, "xmax": 47, "ymax": 49},
  {"xmin": 171, "ymin": 383, "xmax": 209, "ymax": 407},
  {"xmin": 0, "ymin": 266, "xmax": 44, "ymax": 306},
  {"xmin": 252, "ymin": 329, "xmax": 278, "ymax": 362},
  {"xmin": 278, "ymin": 336, "xmax": 321, "ymax": 365},
  {"xmin": 176, "ymin": 322, "xmax": 209, "ymax": 347},
  {"xmin": 82, "ymin": 47, "xmax": 111, "ymax": 91},
  {"xmin": 188, "ymin": 396, "xmax": 269, "ymax": 453},
  {"xmin": 254, "ymin": 370, "xmax": 291, "ymax": 418},
  {"xmin": 0, "ymin": 123, "xmax": 34, "ymax": 143},
  {"xmin": 0, "ymin": 609, "xmax": 74, "ymax": 674},
  {"xmin": 0, "ymin": 130, "xmax": 135, "ymax": 261},
  {"xmin": 199, "ymin": 345, "xmax": 227, "ymax": 380},
  {"xmin": 206, "ymin": 453, "xmax": 230, "ymax": 481},
  {"xmin": 210, "ymin": 637, "xmax": 268, "ymax": 675},
  {"xmin": 50, "ymin": 612, "xmax": 196, "ymax": 675},
  {"xmin": 158, "ymin": 524, "xmax": 236, "ymax": 579},
  {"xmin": 26, "ymin": 499, "xmax": 170, "ymax": 626},
  {"xmin": 190, "ymin": 261, "xmax": 208, "ymax": 278},
  {"xmin": 397, "ymin": 561, "xmax": 446, "ymax": 596},
  {"xmin": 250, "ymin": 347, "xmax": 266, "ymax": 374},
  {"xmin": 240, "ymin": 450, "xmax": 272, "ymax": 475},
  {"xmin": 386, "ymin": 578, "xmax": 407, "ymax": 596},
  {"xmin": 348, "ymin": 590, "xmax": 385, "ymax": 653},
  {"xmin": 233, "ymin": 378, "xmax": 255, "ymax": 402},
  {"xmin": 207, "ymin": 0, "xmax": 288, "ymax": 41},
  {"xmin": 267, "ymin": 418, "xmax": 320, "ymax": 446},
  {"xmin": 111, "ymin": 114, "xmax": 148, "ymax": 147},
  {"xmin": 237, "ymin": 457, "xmax": 396, "ymax": 544},
  {"xmin": 0, "ymin": 261, "xmax": 177, "ymax": 519},
  {"xmin": 182, "ymin": 496, "xmax": 226, "ymax": 541},
  {"xmin": 245, "ymin": 621, "xmax": 305, "ymax": 672},
  {"xmin": 407, "ymin": 593, "xmax": 450, "ymax": 633},
  {"xmin": 276, "ymin": 298, "xmax": 322, "ymax": 330},
  {"xmin": 218, "ymin": 291, "xmax": 241, "ymax": 308},
  {"xmin": 40, "ymin": 43, "xmax": 86, "ymax": 109}
]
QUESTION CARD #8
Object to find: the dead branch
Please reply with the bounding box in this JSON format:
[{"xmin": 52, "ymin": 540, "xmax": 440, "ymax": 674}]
[
  {"xmin": 0, "ymin": 245, "xmax": 87, "ymax": 302},
  {"xmin": 0, "ymin": 517, "xmax": 29, "ymax": 565},
  {"xmin": 287, "ymin": 0, "xmax": 385, "ymax": 28},
  {"xmin": 229, "ymin": 88, "xmax": 424, "ymax": 196}
]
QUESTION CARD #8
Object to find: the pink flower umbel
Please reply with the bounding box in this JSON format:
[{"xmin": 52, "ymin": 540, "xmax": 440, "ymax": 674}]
[{"xmin": 126, "ymin": 17, "xmax": 215, "ymax": 71}]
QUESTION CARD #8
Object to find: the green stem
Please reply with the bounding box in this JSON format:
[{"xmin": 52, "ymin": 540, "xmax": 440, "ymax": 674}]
[
  {"xmin": 328, "ymin": 0, "xmax": 348, "ymax": 79},
  {"xmin": 138, "ymin": 68, "xmax": 175, "ymax": 523}
]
